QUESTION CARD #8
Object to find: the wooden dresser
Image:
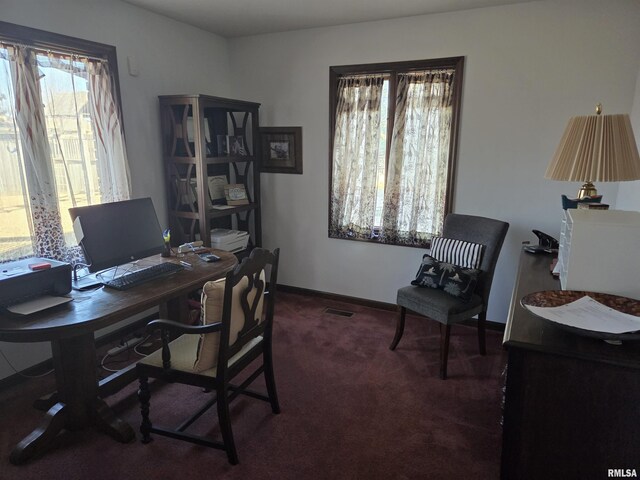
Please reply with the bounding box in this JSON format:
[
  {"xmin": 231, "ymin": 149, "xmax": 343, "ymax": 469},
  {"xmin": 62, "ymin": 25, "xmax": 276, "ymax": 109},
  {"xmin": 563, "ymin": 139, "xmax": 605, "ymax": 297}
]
[{"xmin": 501, "ymin": 250, "xmax": 640, "ymax": 479}]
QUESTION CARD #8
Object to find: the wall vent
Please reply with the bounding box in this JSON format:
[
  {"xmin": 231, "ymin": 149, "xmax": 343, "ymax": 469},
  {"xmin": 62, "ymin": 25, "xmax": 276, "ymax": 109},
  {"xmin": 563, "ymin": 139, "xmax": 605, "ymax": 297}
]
[{"xmin": 323, "ymin": 308, "xmax": 354, "ymax": 317}]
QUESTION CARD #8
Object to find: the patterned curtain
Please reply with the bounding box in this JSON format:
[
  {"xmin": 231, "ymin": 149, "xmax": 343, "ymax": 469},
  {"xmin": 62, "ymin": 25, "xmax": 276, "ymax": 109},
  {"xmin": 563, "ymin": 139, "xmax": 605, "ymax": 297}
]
[
  {"xmin": 9, "ymin": 45, "xmax": 67, "ymax": 260},
  {"xmin": 329, "ymin": 74, "xmax": 385, "ymax": 239},
  {"xmin": 381, "ymin": 69, "xmax": 455, "ymax": 246},
  {"xmin": 1, "ymin": 44, "xmax": 130, "ymax": 263}
]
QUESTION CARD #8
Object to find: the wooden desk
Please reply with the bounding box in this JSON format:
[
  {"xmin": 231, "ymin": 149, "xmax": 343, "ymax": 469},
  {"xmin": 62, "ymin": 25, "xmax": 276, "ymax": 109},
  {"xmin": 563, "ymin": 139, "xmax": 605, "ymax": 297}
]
[
  {"xmin": 0, "ymin": 251, "xmax": 237, "ymax": 464},
  {"xmin": 501, "ymin": 250, "xmax": 640, "ymax": 479}
]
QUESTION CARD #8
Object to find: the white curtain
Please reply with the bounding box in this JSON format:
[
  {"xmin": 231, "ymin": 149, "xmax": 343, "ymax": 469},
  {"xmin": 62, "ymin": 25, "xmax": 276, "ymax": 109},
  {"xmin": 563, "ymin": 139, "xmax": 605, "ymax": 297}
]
[
  {"xmin": 381, "ymin": 69, "xmax": 455, "ymax": 246},
  {"xmin": 0, "ymin": 44, "xmax": 131, "ymax": 263},
  {"xmin": 329, "ymin": 74, "xmax": 385, "ymax": 239},
  {"xmin": 87, "ymin": 61, "xmax": 131, "ymax": 203}
]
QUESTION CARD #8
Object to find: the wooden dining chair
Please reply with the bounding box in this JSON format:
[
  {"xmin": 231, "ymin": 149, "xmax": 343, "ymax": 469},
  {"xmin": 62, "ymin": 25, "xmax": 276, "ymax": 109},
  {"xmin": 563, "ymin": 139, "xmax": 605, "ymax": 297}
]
[{"xmin": 136, "ymin": 247, "xmax": 280, "ymax": 464}]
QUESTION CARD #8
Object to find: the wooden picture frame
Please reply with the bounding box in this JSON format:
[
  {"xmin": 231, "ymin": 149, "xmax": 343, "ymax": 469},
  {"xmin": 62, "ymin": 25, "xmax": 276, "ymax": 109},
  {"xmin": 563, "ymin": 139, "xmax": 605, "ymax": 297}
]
[
  {"xmin": 260, "ymin": 126, "xmax": 303, "ymax": 174},
  {"xmin": 224, "ymin": 183, "xmax": 249, "ymax": 206}
]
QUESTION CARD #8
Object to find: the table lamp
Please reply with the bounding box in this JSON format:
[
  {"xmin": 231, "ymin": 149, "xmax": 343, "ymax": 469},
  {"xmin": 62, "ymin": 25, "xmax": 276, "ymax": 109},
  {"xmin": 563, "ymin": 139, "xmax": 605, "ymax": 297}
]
[{"xmin": 545, "ymin": 104, "xmax": 640, "ymax": 202}]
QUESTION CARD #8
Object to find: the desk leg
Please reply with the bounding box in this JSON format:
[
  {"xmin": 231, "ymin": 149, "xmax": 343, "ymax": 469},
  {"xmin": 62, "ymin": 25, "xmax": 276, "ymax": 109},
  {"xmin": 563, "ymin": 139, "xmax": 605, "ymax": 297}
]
[
  {"xmin": 160, "ymin": 294, "xmax": 190, "ymax": 323},
  {"xmin": 52, "ymin": 334, "xmax": 135, "ymax": 440},
  {"xmin": 90, "ymin": 398, "xmax": 135, "ymax": 442},
  {"xmin": 51, "ymin": 333, "xmax": 99, "ymax": 429},
  {"xmin": 9, "ymin": 333, "xmax": 135, "ymax": 464},
  {"xmin": 33, "ymin": 392, "xmax": 59, "ymax": 412},
  {"xmin": 9, "ymin": 403, "xmax": 67, "ymax": 465}
]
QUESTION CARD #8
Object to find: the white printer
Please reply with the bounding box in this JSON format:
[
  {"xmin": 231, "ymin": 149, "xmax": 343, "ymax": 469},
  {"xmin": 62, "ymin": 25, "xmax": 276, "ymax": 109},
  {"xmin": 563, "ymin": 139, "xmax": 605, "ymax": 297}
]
[
  {"xmin": 557, "ymin": 209, "xmax": 640, "ymax": 300},
  {"xmin": 210, "ymin": 229, "xmax": 249, "ymax": 253}
]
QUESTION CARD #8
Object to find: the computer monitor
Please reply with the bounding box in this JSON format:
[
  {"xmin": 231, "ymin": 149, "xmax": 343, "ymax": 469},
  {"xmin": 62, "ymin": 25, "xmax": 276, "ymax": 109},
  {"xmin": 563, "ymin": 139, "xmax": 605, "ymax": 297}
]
[{"xmin": 69, "ymin": 198, "xmax": 165, "ymax": 273}]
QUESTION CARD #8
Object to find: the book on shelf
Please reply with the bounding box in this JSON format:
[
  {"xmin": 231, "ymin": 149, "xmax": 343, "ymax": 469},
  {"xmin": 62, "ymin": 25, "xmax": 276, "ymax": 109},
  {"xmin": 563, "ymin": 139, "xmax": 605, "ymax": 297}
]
[
  {"xmin": 210, "ymin": 229, "xmax": 249, "ymax": 252},
  {"xmin": 216, "ymin": 135, "xmax": 228, "ymax": 156}
]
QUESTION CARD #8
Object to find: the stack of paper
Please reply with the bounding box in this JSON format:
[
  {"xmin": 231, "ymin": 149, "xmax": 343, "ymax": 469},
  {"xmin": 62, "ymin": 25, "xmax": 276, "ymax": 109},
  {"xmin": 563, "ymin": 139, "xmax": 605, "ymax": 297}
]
[
  {"xmin": 524, "ymin": 296, "xmax": 640, "ymax": 334},
  {"xmin": 210, "ymin": 229, "xmax": 249, "ymax": 253}
]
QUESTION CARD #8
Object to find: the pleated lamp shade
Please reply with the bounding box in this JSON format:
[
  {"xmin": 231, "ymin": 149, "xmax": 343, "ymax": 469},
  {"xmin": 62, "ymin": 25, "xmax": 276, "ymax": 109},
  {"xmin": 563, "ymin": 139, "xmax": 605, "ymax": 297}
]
[{"xmin": 545, "ymin": 110, "xmax": 640, "ymax": 198}]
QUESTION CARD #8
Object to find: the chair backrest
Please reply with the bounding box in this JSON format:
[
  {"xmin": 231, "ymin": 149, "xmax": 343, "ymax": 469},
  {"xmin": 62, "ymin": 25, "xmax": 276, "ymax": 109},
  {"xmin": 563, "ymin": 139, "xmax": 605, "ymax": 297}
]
[
  {"xmin": 441, "ymin": 214, "xmax": 509, "ymax": 307},
  {"xmin": 216, "ymin": 248, "xmax": 280, "ymax": 370}
]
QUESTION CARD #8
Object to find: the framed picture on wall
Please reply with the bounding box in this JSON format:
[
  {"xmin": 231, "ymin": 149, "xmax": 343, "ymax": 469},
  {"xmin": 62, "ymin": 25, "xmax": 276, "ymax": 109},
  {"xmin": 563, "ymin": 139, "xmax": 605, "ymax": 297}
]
[{"xmin": 260, "ymin": 126, "xmax": 303, "ymax": 174}]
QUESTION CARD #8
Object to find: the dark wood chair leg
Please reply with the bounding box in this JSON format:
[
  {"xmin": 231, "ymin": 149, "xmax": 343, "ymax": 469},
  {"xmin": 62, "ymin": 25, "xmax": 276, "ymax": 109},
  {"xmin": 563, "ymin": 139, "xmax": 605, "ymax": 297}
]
[
  {"xmin": 439, "ymin": 324, "xmax": 451, "ymax": 380},
  {"xmin": 217, "ymin": 386, "xmax": 239, "ymax": 465},
  {"xmin": 263, "ymin": 344, "xmax": 281, "ymax": 414},
  {"xmin": 478, "ymin": 311, "xmax": 487, "ymax": 356},
  {"xmin": 138, "ymin": 374, "xmax": 152, "ymax": 444},
  {"xmin": 389, "ymin": 306, "xmax": 406, "ymax": 350}
]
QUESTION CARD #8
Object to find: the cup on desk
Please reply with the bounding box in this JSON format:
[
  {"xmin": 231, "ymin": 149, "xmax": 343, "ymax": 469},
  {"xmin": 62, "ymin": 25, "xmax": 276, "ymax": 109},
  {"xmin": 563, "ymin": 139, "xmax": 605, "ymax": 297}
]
[{"xmin": 161, "ymin": 241, "xmax": 172, "ymax": 257}]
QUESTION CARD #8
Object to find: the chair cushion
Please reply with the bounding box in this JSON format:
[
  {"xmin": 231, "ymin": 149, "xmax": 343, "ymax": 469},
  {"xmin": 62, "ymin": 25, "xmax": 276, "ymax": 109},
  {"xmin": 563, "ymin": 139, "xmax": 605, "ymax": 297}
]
[
  {"xmin": 430, "ymin": 236, "xmax": 484, "ymax": 269},
  {"xmin": 411, "ymin": 254, "xmax": 480, "ymax": 302},
  {"xmin": 397, "ymin": 285, "xmax": 483, "ymax": 325},
  {"xmin": 193, "ymin": 270, "xmax": 266, "ymax": 373},
  {"xmin": 138, "ymin": 333, "xmax": 263, "ymax": 378}
]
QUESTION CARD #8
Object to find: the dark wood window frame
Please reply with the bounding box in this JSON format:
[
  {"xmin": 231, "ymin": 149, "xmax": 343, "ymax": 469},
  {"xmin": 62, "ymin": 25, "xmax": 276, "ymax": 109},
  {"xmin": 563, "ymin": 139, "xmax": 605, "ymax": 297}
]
[
  {"xmin": 0, "ymin": 21, "xmax": 127, "ymax": 263},
  {"xmin": 328, "ymin": 56, "xmax": 465, "ymax": 247},
  {"xmin": 0, "ymin": 20, "xmax": 124, "ymax": 127}
]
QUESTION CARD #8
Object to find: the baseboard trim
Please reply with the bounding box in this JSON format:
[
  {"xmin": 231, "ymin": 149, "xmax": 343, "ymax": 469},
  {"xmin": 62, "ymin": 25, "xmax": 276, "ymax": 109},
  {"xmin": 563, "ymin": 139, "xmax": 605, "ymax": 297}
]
[
  {"xmin": 278, "ymin": 284, "xmax": 394, "ymax": 312},
  {"xmin": 277, "ymin": 284, "xmax": 506, "ymax": 332}
]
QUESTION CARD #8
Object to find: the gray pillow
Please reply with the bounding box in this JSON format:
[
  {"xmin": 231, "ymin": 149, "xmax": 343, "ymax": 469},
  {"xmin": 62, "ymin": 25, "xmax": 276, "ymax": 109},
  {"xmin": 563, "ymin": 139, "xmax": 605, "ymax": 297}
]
[{"xmin": 411, "ymin": 254, "xmax": 480, "ymax": 302}]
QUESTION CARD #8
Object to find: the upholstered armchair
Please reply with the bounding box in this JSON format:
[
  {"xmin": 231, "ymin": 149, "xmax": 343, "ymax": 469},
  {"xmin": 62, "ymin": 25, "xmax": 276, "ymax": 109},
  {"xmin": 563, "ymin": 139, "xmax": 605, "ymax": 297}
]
[{"xmin": 390, "ymin": 214, "xmax": 509, "ymax": 379}]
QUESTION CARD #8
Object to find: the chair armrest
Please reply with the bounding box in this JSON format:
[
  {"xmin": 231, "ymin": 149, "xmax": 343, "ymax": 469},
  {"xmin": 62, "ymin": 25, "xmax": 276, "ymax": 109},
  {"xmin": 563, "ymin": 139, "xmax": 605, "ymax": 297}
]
[
  {"xmin": 145, "ymin": 319, "xmax": 222, "ymax": 371},
  {"xmin": 145, "ymin": 319, "xmax": 222, "ymax": 335}
]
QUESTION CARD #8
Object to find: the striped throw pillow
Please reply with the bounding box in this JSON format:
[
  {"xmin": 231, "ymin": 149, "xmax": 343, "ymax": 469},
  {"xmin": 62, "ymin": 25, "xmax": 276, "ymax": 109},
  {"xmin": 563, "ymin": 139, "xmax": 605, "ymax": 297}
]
[{"xmin": 430, "ymin": 236, "xmax": 484, "ymax": 270}]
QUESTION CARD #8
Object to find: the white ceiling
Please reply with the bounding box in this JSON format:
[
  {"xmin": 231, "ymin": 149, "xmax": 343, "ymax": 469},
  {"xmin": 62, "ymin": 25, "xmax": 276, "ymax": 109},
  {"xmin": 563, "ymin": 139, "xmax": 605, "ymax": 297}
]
[{"xmin": 121, "ymin": 0, "xmax": 535, "ymax": 38}]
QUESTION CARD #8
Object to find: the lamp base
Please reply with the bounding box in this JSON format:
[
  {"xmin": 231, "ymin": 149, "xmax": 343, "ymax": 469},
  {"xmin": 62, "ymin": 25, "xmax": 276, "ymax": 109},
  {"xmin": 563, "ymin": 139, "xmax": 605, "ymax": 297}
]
[
  {"xmin": 577, "ymin": 182, "xmax": 597, "ymax": 199},
  {"xmin": 561, "ymin": 194, "xmax": 603, "ymax": 210}
]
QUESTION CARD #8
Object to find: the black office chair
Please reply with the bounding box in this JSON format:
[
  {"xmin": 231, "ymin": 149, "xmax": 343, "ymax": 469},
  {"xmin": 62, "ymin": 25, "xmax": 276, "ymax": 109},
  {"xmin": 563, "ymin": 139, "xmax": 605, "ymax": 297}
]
[
  {"xmin": 136, "ymin": 247, "xmax": 280, "ymax": 464},
  {"xmin": 389, "ymin": 214, "xmax": 509, "ymax": 379}
]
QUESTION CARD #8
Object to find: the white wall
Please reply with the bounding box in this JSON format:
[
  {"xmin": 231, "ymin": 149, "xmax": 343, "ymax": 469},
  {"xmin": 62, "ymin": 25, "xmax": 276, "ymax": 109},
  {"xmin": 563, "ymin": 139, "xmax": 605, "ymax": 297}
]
[
  {"xmin": 615, "ymin": 66, "xmax": 640, "ymax": 210},
  {"xmin": 0, "ymin": 0, "xmax": 232, "ymax": 380},
  {"xmin": 227, "ymin": 0, "xmax": 640, "ymax": 323}
]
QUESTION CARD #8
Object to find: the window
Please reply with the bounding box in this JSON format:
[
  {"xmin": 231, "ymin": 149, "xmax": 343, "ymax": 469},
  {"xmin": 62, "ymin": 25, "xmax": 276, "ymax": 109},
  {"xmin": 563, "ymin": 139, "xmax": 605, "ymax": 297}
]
[
  {"xmin": 329, "ymin": 57, "xmax": 464, "ymax": 247},
  {"xmin": 0, "ymin": 21, "xmax": 130, "ymax": 263}
]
